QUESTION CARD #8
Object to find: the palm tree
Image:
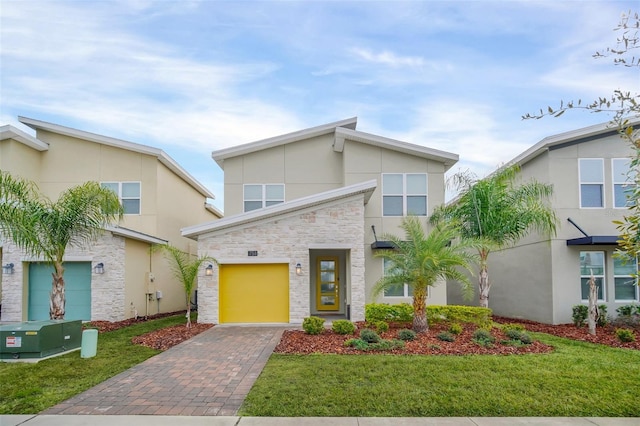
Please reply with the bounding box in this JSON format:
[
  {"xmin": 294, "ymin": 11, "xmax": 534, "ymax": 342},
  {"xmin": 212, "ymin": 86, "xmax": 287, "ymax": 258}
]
[
  {"xmin": 154, "ymin": 244, "xmax": 215, "ymax": 328},
  {"xmin": 0, "ymin": 171, "xmax": 123, "ymax": 319},
  {"xmin": 373, "ymin": 216, "xmax": 476, "ymax": 333},
  {"xmin": 430, "ymin": 164, "xmax": 558, "ymax": 309}
]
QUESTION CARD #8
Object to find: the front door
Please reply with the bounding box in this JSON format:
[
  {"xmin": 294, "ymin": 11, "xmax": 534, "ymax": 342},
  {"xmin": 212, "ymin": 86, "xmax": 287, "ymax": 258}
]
[{"xmin": 316, "ymin": 257, "xmax": 339, "ymax": 311}]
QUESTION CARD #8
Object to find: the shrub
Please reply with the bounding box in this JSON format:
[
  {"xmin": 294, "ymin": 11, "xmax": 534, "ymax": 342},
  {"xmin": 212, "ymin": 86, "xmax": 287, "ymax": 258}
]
[
  {"xmin": 427, "ymin": 305, "xmax": 492, "ymax": 327},
  {"xmin": 397, "ymin": 329, "xmax": 416, "ymax": 341},
  {"xmin": 345, "ymin": 338, "xmax": 369, "ymax": 350},
  {"xmin": 437, "ymin": 332, "xmax": 456, "ymax": 342},
  {"xmin": 371, "ymin": 320, "xmax": 389, "ymax": 333},
  {"xmin": 448, "ymin": 323, "xmax": 463, "ymax": 335},
  {"xmin": 597, "ymin": 304, "xmax": 608, "ymax": 327},
  {"xmin": 345, "ymin": 337, "xmax": 405, "ymax": 351},
  {"xmin": 302, "ymin": 316, "xmax": 325, "ymax": 335},
  {"xmin": 572, "ymin": 305, "xmax": 588, "ymax": 327},
  {"xmin": 502, "ymin": 323, "xmax": 526, "ymax": 333},
  {"xmin": 472, "ymin": 329, "xmax": 495, "ymax": 347},
  {"xmin": 505, "ymin": 329, "xmax": 524, "ymax": 340},
  {"xmin": 332, "ymin": 320, "xmax": 356, "ymax": 335},
  {"xmin": 359, "ymin": 328, "xmax": 381, "ymax": 343},
  {"xmin": 616, "ymin": 304, "xmax": 638, "ymax": 317},
  {"xmin": 616, "ymin": 328, "xmax": 636, "ymax": 343},
  {"xmin": 365, "ymin": 303, "xmax": 413, "ymax": 323}
]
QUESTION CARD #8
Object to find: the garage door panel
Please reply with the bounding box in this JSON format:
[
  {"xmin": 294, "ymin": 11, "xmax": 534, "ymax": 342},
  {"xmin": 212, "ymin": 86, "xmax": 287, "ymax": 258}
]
[
  {"xmin": 220, "ymin": 263, "xmax": 289, "ymax": 323},
  {"xmin": 28, "ymin": 262, "xmax": 91, "ymax": 321}
]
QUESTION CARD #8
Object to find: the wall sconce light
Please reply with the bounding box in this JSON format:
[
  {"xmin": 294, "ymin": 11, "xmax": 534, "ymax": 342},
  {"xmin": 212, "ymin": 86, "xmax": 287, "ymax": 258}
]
[
  {"xmin": 295, "ymin": 263, "xmax": 302, "ymax": 275},
  {"xmin": 93, "ymin": 262, "xmax": 104, "ymax": 274},
  {"xmin": 205, "ymin": 264, "xmax": 214, "ymax": 276},
  {"xmin": 3, "ymin": 263, "xmax": 15, "ymax": 275}
]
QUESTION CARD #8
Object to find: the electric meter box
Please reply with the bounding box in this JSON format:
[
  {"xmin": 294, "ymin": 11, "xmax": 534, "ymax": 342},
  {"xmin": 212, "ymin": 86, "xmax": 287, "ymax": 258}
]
[{"xmin": 0, "ymin": 320, "xmax": 82, "ymax": 360}]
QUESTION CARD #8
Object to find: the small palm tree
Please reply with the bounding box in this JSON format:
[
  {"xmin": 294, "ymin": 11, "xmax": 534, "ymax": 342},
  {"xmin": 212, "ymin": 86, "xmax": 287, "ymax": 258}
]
[
  {"xmin": 0, "ymin": 171, "xmax": 123, "ymax": 319},
  {"xmin": 373, "ymin": 216, "xmax": 476, "ymax": 333},
  {"xmin": 430, "ymin": 164, "xmax": 558, "ymax": 308},
  {"xmin": 154, "ymin": 244, "xmax": 216, "ymax": 328}
]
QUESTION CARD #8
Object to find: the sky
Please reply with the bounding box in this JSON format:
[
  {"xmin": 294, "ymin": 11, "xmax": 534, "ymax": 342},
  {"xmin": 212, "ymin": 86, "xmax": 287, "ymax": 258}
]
[{"xmin": 1, "ymin": 0, "xmax": 638, "ymax": 211}]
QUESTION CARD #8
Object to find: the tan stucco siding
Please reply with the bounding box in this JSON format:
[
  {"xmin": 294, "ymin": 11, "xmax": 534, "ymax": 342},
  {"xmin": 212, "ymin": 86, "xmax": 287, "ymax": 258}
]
[{"xmin": 0, "ymin": 138, "xmax": 43, "ymax": 182}]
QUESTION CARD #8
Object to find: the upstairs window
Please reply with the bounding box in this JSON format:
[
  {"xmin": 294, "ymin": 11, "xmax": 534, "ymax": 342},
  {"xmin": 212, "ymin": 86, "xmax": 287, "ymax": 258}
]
[
  {"xmin": 244, "ymin": 184, "xmax": 284, "ymax": 212},
  {"xmin": 101, "ymin": 182, "xmax": 140, "ymax": 214},
  {"xmin": 579, "ymin": 159, "xmax": 604, "ymax": 208},
  {"xmin": 382, "ymin": 173, "xmax": 427, "ymax": 216},
  {"xmin": 612, "ymin": 158, "xmax": 636, "ymax": 208}
]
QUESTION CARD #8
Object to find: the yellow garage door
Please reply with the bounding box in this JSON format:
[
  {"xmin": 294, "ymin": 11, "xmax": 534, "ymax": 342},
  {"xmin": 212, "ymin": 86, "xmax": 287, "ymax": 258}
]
[{"xmin": 219, "ymin": 263, "xmax": 289, "ymax": 323}]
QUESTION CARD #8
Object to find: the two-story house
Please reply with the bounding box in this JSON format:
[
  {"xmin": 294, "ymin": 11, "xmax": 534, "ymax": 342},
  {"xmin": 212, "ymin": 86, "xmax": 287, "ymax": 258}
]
[
  {"xmin": 1, "ymin": 117, "xmax": 221, "ymax": 322},
  {"xmin": 447, "ymin": 119, "xmax": 640, "ymax": 324},
  {"xmin": 182, "ymin": 117, "xmax": 459, "ymax": 324}
]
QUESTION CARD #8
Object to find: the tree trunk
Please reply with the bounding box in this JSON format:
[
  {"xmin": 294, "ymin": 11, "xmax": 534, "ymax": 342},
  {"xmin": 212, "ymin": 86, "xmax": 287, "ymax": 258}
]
[
  {"xmin": 478, "ymin": 250, "xmax": 490, "ymax": 309},
  {"xmin": 412, "ymin": 288, "xmax": 428, "ymax": 333},
  {"xmin": 50, "ymin": 262, "xmax": 65, "ymax": 320},
  {"xmin": 185, "ymin": 301, "xmax": 192, "ymax": 329},
  {"xmin": 588, "ymin": 273, "xmax": 598, "ymax": 336}
]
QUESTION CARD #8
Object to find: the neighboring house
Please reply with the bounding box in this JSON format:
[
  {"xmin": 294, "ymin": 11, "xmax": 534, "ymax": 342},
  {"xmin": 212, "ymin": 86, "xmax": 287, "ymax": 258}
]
[
  {"xmin": 0, "ymin": 117, "xmax": 221, "ymax": 322},
  {"xmin": 447, "ymin": 119, "xmax": 640, "ymax": 324},
  {"xmin": 182, "ymin": 117, "xmax": 459, "ymax": 324}
]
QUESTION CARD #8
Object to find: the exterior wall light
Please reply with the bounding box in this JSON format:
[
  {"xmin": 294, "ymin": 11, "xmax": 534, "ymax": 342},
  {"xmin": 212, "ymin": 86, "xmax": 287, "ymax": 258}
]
[
  {"xmin": 295, "ymin": 263, "xmax": 302, "ymax": 275},
  {"xmin": 205, "ymin": 264, "xmax": 214, "ymax": 276},
  {"xmin": 3, "ymin": 263, "xmax": 15, "ymax": 275},
  {"xmin": 94, "ymin": 262, "xmax": 105, "ymax": 274}
]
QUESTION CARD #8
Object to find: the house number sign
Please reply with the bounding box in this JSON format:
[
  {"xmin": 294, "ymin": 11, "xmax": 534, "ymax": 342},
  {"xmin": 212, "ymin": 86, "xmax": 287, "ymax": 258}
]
[{"xmin": 248, "ymin": 251, "xmax": 258, "ymax": 256}]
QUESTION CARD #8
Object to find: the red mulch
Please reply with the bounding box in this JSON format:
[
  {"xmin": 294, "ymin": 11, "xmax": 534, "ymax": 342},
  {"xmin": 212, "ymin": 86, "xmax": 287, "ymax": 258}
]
[
  {"xmin": 131, "ymin": 322, "xmax": 213, "ymax": 351},
  {"xmin": 275, "ymin": 321, "xmax": 553, "ymax": 355}
]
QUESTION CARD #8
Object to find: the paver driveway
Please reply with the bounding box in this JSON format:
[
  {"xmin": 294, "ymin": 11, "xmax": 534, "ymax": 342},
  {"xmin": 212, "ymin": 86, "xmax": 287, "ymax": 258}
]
[{"xmin": 43, "ymin": 325, "xmax": 286, "ymax": 416}]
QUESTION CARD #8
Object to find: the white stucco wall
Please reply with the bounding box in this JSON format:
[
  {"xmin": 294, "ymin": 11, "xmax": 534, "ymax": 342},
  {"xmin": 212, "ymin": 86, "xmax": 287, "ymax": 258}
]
[{"xmin": 196, "ymin": 195, "xmax": 367, "ymax": 324}]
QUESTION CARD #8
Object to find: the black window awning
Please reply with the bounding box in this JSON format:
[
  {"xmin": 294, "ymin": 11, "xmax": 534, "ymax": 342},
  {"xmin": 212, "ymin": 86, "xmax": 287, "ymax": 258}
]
[
  {"xmin": 371, "ymin": 241, "xmax": 396, "ymax": 250},
  {"xmin": 566, "ymin": 235, "xmax": 619, "ymax": 246}
]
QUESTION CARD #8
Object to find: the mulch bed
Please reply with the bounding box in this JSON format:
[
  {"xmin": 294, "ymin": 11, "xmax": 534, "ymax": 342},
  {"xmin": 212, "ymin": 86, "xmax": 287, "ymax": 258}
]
[{"xmin": 131, "ymin": 322, "xmax": 213, "ymax": 351}]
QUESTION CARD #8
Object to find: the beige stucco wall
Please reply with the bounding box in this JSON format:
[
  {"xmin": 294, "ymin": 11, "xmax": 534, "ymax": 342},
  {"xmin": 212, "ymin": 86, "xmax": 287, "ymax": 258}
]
[
  {"xmin": 196, "ymin": 195, "xmax": 367, "ymax": 324},
  {"xmin": 0, "ymin": 138, "xmax": 43, "ymax": 182}
]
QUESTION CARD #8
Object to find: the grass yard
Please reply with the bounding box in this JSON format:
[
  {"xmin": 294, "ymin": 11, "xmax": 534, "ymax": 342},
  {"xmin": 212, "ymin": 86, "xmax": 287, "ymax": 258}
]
[
  {"xmin": 0, "ymin": 314, "xmax": 188, "ymax": 414},
  {"xmin": 240, "ymin": 332, "xmax": 640, "ymax": 417}
]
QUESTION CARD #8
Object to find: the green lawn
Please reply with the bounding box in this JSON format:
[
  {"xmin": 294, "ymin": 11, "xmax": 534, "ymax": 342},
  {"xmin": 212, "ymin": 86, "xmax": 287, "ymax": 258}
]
[
  {"xmin": 0, "ymin": 314, "xmax": 188, "ymax": 414},
  {"xmin": 240, "ymin": 333, "xmax": 640, "ymax": 417}
]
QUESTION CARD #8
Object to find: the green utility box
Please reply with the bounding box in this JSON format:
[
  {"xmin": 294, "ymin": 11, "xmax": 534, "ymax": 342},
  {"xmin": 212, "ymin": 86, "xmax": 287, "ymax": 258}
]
[{"xmin": 0, "ymin": 320, "xmax": 82, "ymax": 360}]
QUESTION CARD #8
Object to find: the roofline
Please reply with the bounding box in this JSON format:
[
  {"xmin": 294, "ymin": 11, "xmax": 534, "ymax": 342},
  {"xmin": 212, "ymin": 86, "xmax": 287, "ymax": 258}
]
[
  {"xmin": 0, "ymin": 124, "xmax": 49, "ymax": 151},
  {"xmin": 333, "ymin": 127, "xmax": 459, "ymax": 171},
  {"xmin": 182, "ymin": 179, "xmax": 377, "ymax": 239},
  {"xmin": 18, "ymin": 116, "xmax": 215, "ymax": 199},
  {"xmin": 211, "ymin": 117, "xmax": 358, "ymax": 169},
  {"xmin": 508, "ymin": 116, "xmax": 640, "ymax": 167},
  {"xmin": 205, "ymin": 203, "xmax": 224, "ymax": 219},
  {"xmin": 106, "ymin": 225, "xmax": 168, "ymax": 245}
]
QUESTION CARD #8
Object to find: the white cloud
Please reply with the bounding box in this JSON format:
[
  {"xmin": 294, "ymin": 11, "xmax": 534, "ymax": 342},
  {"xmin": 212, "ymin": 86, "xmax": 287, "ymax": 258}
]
[{"xmin": 350, "ymin": 48, "xmax": 426, "ymax": 68}]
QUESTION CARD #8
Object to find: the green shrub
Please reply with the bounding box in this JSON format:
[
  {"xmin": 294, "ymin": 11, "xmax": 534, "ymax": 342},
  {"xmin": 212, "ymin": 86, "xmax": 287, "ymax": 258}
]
[
  {"xmin": 332, "ymin": 320, "xmax": 356, "ymax": 335},
  {"xmin": 518, "ymin": 333, "xmax": 533, "ymax": 345},
  {"xmin": 371, "ymin": 320, "xmax": 389, "ymax": 333},
  {"xmin": 572, "ymin": 305, "xmax": 588, "ymax": 327},
  {"xmin": 616, "ymin": 304, "xmax": 638, "ymax": 317},
  {"xmin": 345, "ymin": 338, "xmax": 370, "ymax": 350},
  {"xmin": 505, "ymin": 329, "xmax": 524, "ymax": 340},
  {"xmin": 597, "ymin": 304, "xmax": 608, "ymax": 327},
  {"xmin": 302, "ymin": 316, "xmax": 325, "ymax": 335},
  {"xmin": 502, "ymin": 323, "xmax": 526, "ymax": 333},
  {"xmin": 448, "ymin": 323, "xmax": 463, "ymax": 335},
  {"xmin": 472, "ymin": 329, "xmax": 495, "ymax": 347},
  {"xmin": 397, "ymin": 329, "xmax": 416, "ymax": 341},
  {"xmin": 437, "ymin": 332, "xmax": 456, "ymax": 342},
  {"xmin": 365, "ymin": 303, "xmax": 413, "ymax": 323},
  {"xmin": 616, "ymin": 328, "xmax": 636, "ymax": 343},
  {"xmin": 427, "ymin": 305, "xmax": 493, "ymax": 327},
  {"xmin": 367, "ymin": 339, "xmax": 405, "ymax": 351},
  {"xmin": 360, "ymin": 328, "xmax": 381, "ymax": 343}
]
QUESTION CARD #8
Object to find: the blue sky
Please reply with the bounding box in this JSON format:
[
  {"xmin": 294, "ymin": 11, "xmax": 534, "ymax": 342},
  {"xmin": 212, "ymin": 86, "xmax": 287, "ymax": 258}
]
[{"xmin": 1, "ymin": 0, "xmax": 638, "ymax": 210}]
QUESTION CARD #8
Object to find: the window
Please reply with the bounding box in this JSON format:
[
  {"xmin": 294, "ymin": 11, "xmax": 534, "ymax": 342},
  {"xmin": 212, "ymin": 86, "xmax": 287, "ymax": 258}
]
[
  {"xmin": 580, "ymin": 251, "xmax": 605, "ymax": 301},
  {"xmin": 101, "ymin": 182, "xmax": 140, "ymax": 214},
  {"xmin": 614, "ymin": 255, "xmax": 638, "ymax": 301},
  {"xmin": 382, "ymin": 258, "xmax": 415, "ymax": 297},
  {"xmin": 579, "ymin": 159, "xmax": 604, "ymax": 208},
  {"xmin": 243, "ymin": 184, "xmax": 284, "ymax": 212},
  {"xmin": 612, "ymin": 158, "xmax": 636, "ymax": 208},
  {"xmin": 382, "ymin": 173, "xmax": 427, "ymax": 216}
]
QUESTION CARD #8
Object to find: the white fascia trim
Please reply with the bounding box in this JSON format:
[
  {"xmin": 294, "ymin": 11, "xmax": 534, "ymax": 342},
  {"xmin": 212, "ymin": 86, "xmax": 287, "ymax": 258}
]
[
  {"xmin": 18, "ymin": 116, "xmax": 215, "ymax": 199},
  {"xmin": 105, "ymin": 226, "xmax": 168, "ymax": 245},
  {"xmin": 216, "ymin": 258, "xmax": 290, "ymax": 264},
  {"xmin": 182, "ymin": 179, "xmax": 377, "ymax": 238},
  {"xmin": 333, "ymin": 127, "xmax": 459, "ymax": 171},
  {"xmin": 0, "ymin": 125, "xmax": 49, "ymax": 151},
  {"xmin": 205, "ymin": 203, "xmax": 224, "ymax": 218},
  {"xmin": 509, "ymin": 117, "xmax": 640, "ymax": 167},
  {"xmin": 211, "ymin": 117, "xmax": 358, "ymax": 169}
]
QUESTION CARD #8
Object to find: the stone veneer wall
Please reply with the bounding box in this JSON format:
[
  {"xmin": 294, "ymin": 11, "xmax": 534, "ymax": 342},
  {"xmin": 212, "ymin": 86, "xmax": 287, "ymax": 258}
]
[
  {"xmin": 197, "ymin": 195, "xmax": 366, "ymax": 324},
  {"xmin": 0, "ymin": 231, "xmax": 126, "ymax": 322}
]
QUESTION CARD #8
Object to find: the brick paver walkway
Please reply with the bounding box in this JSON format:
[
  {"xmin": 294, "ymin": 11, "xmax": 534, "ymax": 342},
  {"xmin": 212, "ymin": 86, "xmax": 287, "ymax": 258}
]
[{"xmin": 43, "ymin": 326, "xmax": 285, "ymax": 416}]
